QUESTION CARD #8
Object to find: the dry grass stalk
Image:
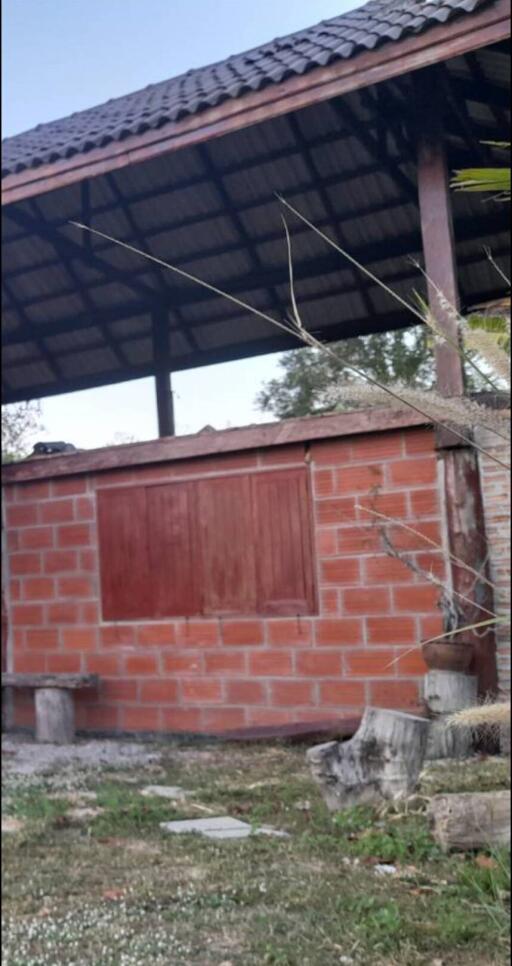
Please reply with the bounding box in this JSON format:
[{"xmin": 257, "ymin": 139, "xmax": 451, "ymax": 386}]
[
  {"xmin": 463, "ymin": 328, "xmax": 511, "ymax": 385},
  {"xmin": 449, "ymin": 702, "xmax": 511, "ymax": 730}
]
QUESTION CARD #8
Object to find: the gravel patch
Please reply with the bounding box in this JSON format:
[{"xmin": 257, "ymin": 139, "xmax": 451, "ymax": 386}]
[{"xmin": 2, "ymin": 736, "xmax": 162, "ymax": 778}]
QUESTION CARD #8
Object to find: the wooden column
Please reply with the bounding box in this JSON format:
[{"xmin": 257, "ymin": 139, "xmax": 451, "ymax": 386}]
[
  {"xmin": 415, "ymin": 68, "xmax": 497, "ymax": 696},
  {"xmin": 415, "ymin": 68, "xmax": 465, "ymax": 397},
  {"xmin": 152, "ymin": 311, "xmax": 175, "ymax": 437}
]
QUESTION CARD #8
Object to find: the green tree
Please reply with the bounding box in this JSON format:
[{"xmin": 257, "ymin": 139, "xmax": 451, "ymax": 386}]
[
  {"xmin": 256, "ymin": 326, "xmax": 433, "ymax": 420},
  {"xmin": 1, "ymin": 401, "xmax": 43, "ymax": 463}
]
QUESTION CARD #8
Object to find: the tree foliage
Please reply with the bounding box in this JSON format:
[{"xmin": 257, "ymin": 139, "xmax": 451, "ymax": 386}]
[
  {"xmin": 256, "ymin": 327, "xmax": 434, "ymax": 420},
  {"xmin": 1, "ymin": 401, "xmax": 43, "ymax": 463}
]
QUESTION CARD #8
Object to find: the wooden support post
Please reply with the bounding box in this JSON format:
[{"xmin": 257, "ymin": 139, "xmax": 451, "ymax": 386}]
[
  {"xmin": 152, "ymin": 311, "xmax": 175, "ymax": 438},
  {"xmin": 415, "ymin": 67, "xmax": 464, "ymax": 398},
  {"xmin": 415, "ymin": 68, "xmax": 497, "ymax": 697}
]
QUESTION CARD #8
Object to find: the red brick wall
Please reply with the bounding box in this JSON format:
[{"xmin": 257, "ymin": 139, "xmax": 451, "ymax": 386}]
[{"xmin": 3, "ymin": 425, "xmax": 445, "ymax": 734}]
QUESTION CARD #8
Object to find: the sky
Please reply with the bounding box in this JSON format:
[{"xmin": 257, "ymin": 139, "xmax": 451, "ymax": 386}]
[{"xmin": 2, "ymin": 0, "xmax": 357, "ymax": 448}]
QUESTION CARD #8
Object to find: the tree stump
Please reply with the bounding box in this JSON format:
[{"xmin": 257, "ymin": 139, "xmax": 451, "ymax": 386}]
[
  {"xmin": 307, "ymin": 707, "xmax": 430, "ymax": 811},
  {"xmin": 428, "ymin": 791, "xmax": 511, "ymax": 851},
  {"xmin": 35, "ymin": 688, "xmax": 75, "ymax": 744},
  {"xmin": 423, "ymin": 671, "xmax": 478, "ymax": 760}
]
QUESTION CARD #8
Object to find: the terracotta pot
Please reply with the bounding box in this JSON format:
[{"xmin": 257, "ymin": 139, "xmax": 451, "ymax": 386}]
[{"xmin": 421, "ymin": 639, "xmax": 474, "ymax": 673}]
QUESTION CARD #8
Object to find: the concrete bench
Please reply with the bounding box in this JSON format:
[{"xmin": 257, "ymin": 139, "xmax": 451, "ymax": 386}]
[{"xmin": 2, "ymin": 673, "xmax": 99, "ymax": 744}]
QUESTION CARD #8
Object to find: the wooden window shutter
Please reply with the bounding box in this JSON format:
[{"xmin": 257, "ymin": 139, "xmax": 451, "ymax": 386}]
[
  {"xmin": 196, "ymin": 475, "xmax": 256, "ymax": 615},
  {"xmin": 97, "ymin": 486, "xmax": 151, "ymax": 620},
  {"xmin": 252, "ymin": 468, "xmax": 315, "ymax": 616},
  {"xmin": 147, "ymin": 482, "xmax": 199, "ymax": 617}
]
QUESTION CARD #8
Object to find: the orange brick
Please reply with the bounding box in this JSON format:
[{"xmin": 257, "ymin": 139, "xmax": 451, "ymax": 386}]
[
  {"xmin": 57, "ymin": 524, "xmax": 91, "ymax": 548},
  {"xmin": 14, "ymin": 652, "xmax": 47, "ymax": 673},
  {"xmin": 410, "ymin": 489, "xmax": 439, "ymax": 518},
  {"xmin": 310, "ymin": 439, "xmax": 352, "ymax": 466},
  {"xmin": 393, "ymin": 585, "xmax": 441, "ymax": 612},
  {"xmin": 139, "ymin": 680, "xmax": 179, "ymax": 703},
  {"xmin": 18, "ymin": 481, "xmax": 50, "ymax": 501},
  {"xmin": 176, "ymin": 621, "xmax": 219, "ymax": 648},
  {"xmin": 296, "ymin": 651, "xmax": 342, "ymax": 676},
  {"xmin": 315, "ymin": 618, "xmax": 362, "ymax": 647},
  {"xmin": 321, "ymin": 557, "xmax": 360, "ymax": 584},
  {"xmin": 314, "ymin": 469, "xmax": 335, "ymax": 497},
  {"xmin": 58, "ymin": 576, "xmax": 95, "ymax": 598},
  {"xmin": 43, "ymin": 550, "xmax": 78, "ymax": 574},
  {"xmin": 7, "ymin": 531, "xmax": 19, "ymax": 551},
  {"xmin": 25, "ymin": 628, "xmax": 59, "ymax": 650},
  {"xmin": 103, "ymin": 679, "xmax": 139, "ymax": 701},
  {"xmin": 364, "ymin": 557, "xmax": 414, "ymax": 584},
  {"xmin": 12, "ymin": 604, "xmax": 44, "ymax": 626},
  {"xmin": 51, "ymin": 477, "xmax": 88, "ymax": 496},
  {"xmin": 249, "ymin": 651, "xmax": 293, "ymax": 676},
  {"xmin": 226, "ymin": 680, "xmax": 266, "ymax": 704},
  {"xmin": 6, "ymin": 504, "xmax": 39, "ymax": 527},
  {"xmin": 258, "ymin": 444, "xmax": 305, "ymax": 466},
  {"xmin": 395, "ymin": 649, "xmax": 428, "ymax": 675},
  {"xmin": 388, "ymin": 521, "xmax": 442, "ymax": 553},
  {"xmin": 367, "ymin": 617, "xmax": 417, "ymax": 645},
  {"xmin": 136, "ymin": 623, "xmax": 176, "ymax": 646},
  {"xmin": 370, "ymin": 680, "xmax": 421, "ymax": 709},
  {"xmin": 124, "ymin": 654, "xmax": 158, "ymax": 676},
  {"xmin": 319, "ymin": 681, "xmax": 366, "ymax": 706},
  {"xmin": 163, "ymin": 653, "xmax": 203, "ymax": 674},
  {"xmin": 335, "ymin": 464, "xmax": 384, "ymax": 493},
  {"xmin": 162, "ymin": 708, "xmax": 203, "ymax": 732},
  {"xmin": 40, "ymin": 500, "xmax": 75, "ymax": 524},
  {"xmin": 80, "ymin": 550, "xmax": 97, "ymax": 572},
  {"xmin": 47, "ymin": 602, "xmax": 81, "ymax": 624},
  {"xmin": 86, "ymin": 654, "xmax": 121, "ymax": 676},
  {"xmin": 80, "ymin": 602, "xmax": 101, "ymax": 624},
  {"xmin": 316, "ymin": 529, "xmax": 337, "ymax": 557},
  {"xmin": 317, "ymin": 498, "xmax": 356, "ymax": 525},
  {"xmin": 247, "ymin": 709, "xmax": 291, "ymax": 726},
  {"xmin": 46, "ymin": 652, "xmax": 83, "ymax": 673},
  {"xmin": 62, "ymin": 627, "xmax": 98, "ymax": 650},
  {"xmin": 86, "ymin": 705, "xmax": 120, "ymax": 730},
  {"xmin": 346, "ymin": 649, "xmax": 395, "ymax": 676},
  {"xmin": 222, "ymin": 621, "xmax": 264, "ymax": 646},
  {"xmin": 204, "ymin": 652, "xmax": 246, "ymax": 674},
  {"xmin": 351, "ymin": 432, "xmax": 403, "ymax": 461},
  {"xmin": 404, "ymin": 428, "xmax": 434, "ymax": 455},
  {"xmin": 415, "ymin": 553, "xmax": 446, "ymax": 580},
  {"xmin": 19, "ymin": 527, "xmax": 54, "ymax": 551},
  {"xmin": 344, "ymin": 588, "xmax": 390, "ymax": 615},
  {"xmin": 10, "ymin": 552, "xmax": 42, "ymax": 576},
  {"xmin": 320, "ymin": 588, "xmax": 339, "ymax": 615},
  {"xmin": 182, "ymin": 679, "xmax": 223, "ymax": 703},
  {"xmin": 100, "ymin": 625, "xmax": 135, "ymax": 646},
  {"xmin": 389, "ymin": 457, "xmax": 437, "ymax": 487},
  {"xmin": 9, "ymin": 579, "xmax": 21, "ymax": 601},
  {"xmin": 271, "ymin": 680, "xmax": 314, "ymax": 706},
  {"xmin": 202, "ymin": 708, "xmax": 247, "ymax": 732},
  {"xmin": 122, "ymin": 706, "xmax": 161, "ymax": 732},
  {"xmin": 357, "ymin": 492, "xmax": 408, "ymax": 521},
  {"xmin": 420, "ymin": 615, "xmax": 444, "ymax": 640},
  {"xmin": 337, "ymin": 526, "xmax": 381, "ymax": 554},
  {"xmin": 75, "ymin": 497, "xmax": 95, "ymax": 521},
  {"xmin": 22, "ymin": 577, "xmax": 55, "ymax": 600},
  {"xmin": 268, "ymin": 619, "xmax": 313, "ymax": 647}
]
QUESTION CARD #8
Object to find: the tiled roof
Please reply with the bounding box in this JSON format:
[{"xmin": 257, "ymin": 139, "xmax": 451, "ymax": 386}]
[{"xmin": 2, "ymin": 0, "xmax": 489, "ymax": 177}]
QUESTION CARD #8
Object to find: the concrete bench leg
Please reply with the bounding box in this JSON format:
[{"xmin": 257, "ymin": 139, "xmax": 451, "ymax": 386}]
[{"xmin": 35, "ymin": 688, "xmax": 75, "ymax": 744}]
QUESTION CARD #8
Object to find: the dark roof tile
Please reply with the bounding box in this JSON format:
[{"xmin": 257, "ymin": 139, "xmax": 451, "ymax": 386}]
[{"xmin": 2, "ymin": 0, "xmax": 493, "ymax": 177}]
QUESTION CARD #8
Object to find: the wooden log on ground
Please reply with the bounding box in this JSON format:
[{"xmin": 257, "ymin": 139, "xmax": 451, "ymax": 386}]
[
  {"xmin": 35, "ymin": 688, "xmax": 75, "ymax": 744},
  {"xmin": 428, "ymin": 791, "xmax": 511, "ymax": 852},
  {"xmin": 307, "ymin": 707, "xmax": 430, "ymax": 811}
]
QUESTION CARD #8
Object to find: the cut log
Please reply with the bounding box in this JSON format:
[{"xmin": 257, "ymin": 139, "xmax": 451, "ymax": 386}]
[
  {"xmin": 428, "ymin": 791, "xmax": 511, "ymax": 852},
  {"xmin": 307, "ymin": 707, "xmax": 430, "ymax": 811},
  {"xmin": 35, "ymin": 688, "xmax": 75, "ymax": 744},
  {"xmin": 423, "ymin": 671, "xmax": 478, "ymax": 715},
  {"xmin": 426, "ymin": 718, "xmax": 473, "ymax": 761}
]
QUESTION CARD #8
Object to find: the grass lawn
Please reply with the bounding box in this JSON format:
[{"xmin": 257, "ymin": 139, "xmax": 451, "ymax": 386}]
[{"xmin": 2, "ymin": 739, "xmax": 510, "ymax": 966}]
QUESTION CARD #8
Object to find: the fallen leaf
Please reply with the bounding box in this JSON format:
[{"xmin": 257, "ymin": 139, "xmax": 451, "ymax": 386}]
[
  {"xmin": 102, "ymin": 889, "xmax": 126, "ymax": 902},
  {"xmin": 475, "ymin": 854, "xmax": 499, "ymax": 870}
]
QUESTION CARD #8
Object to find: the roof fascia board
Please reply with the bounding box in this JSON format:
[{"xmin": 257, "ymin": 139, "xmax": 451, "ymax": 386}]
[
  {"xmin": 2, "ymin": 0, "xmax": 510, "ymax": 207},
  {"xmin": 1, "ymin": 409, "xmax": 429, "ymax": 483}
]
